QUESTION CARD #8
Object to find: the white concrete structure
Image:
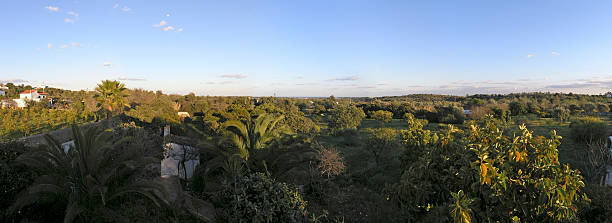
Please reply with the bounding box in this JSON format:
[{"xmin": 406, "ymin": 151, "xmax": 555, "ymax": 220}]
[
  {"xmin": 161, "ymin": 143, "xmax": 200, "ymax": 179},
  {"xmin": 13, "ymin": 90, "xmax": 48, "ymax": 108}
]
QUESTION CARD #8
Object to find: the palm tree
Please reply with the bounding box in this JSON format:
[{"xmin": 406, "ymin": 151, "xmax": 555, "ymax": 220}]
[
  {"xmin": 94, "ymin": 80, "xmax": 128, "ymax": 119},
  {"xmin": 223, "ymin": 113, "xmax": 285, "ymax": 160},
  {"xmin": 10, "ymin": 125, "xmax": 167, "ymax": 223}
]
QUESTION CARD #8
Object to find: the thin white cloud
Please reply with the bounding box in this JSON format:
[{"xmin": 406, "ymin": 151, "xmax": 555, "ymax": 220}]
[
  {"xmin": 60, "ymin": 45, "xmax": 68, "ymax": 49},
  {"xmin": 121, "ymin": 6, "xmax": 131, "ymax": 12},
  {"xmin": 220, "ymin": 74, "xmax": 247, "ymax": 79},
  {"xmin": 117, "ymin": 76, "xmax": 146, "ymax": 81},
  {"xmin": 47, "ymin": 43, "xmax": 53, "ymax": 49},
  {"xmin": 113, "ymin": 4, "xmax": 119, "ymax": 9},
  {"xmin": 153, "ymin": 20, "xmax": 167, "ymax": 27},
  {"xmin": 177, "ymin": 28, "xmax": 183, "ymax": 32},
  {"xmin": 328, "ymin": 75, "xmax": 359, "ymax": 81},
  {"xmin": 67, "ymin": 11, "xmax": 79, "ymax": 17},
  {"xmin": 45, "ymin": 6, "xmax": 59, "ymax": 12},
  {"xmin": 64, "ymin": 18, "xmax": 75, "ymax": 24},
  {"xmin": 71, "ymin": 42, "xmax": 82, "ymax": 47},
  {"xmin": 551, "ymin": 51, "xmax": 561, "ymax": 56},
  {"xmin": 103, "ymin": 62, "xmax": 112, "ymax": 67},
  {"xmin": 162, "ymin": 26, "xmax": 175, "ymax": 31},
  {"xmin": 166, "ymin": 13, "xmax": 171, "ymax": 17},
  {"xmin": 525, "ymin": 54, "xmax": 535, "ymax": 59},
  {"xmin": 0, "ymin": 79, "xmax": 30, "ymax": 84}
]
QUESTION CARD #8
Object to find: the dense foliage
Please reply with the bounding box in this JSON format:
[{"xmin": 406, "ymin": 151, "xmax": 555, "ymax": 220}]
[
  {"xmin": 0, "ymin": 108, "xmax": 93, "ymax": 141},
  {"xmin": 214, "ymin": 172, "xmax": 308, "ymax": 223},
  {"xmin": 392, "ymin": 119, "xmax": 587, "ymax": 222},
  {"xmin": 570, "ymin": 116, "xmax": 609, "ymax": 144},
  {"xmin": 3, "ymin": 80, "xmax": 612, "ymax": 222},
  {"xmin": 9, "ymin": 125, "xmax": 167, "ymax": 222},
  {"xmin": 328, "ymin": 105, "xmax": 366, "ymax": 135}
]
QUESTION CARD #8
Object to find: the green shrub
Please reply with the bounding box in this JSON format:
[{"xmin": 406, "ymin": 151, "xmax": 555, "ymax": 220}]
[
  {"xmin": 509, "ymin": 101, "xmax": 528, "ymax": 116},
  {"xmin": 570, "ymin": 117, "xmax": 608, "ymax": 143},
  {"xmin": 368, "ymin": 110, "xmax": 393, "ymax": 123},
  {"xmin": 552, "ymin": 108, "xmax": 570, "ymax": 121},
  {"xmin": 328, "ymin": 105, "xmax": 366, "ymax": 135},
  {"xmin": 341, "ymin": 128, "xmax": 361, "ymax": 147},
  {"xmin": 0, "ymin": 142, "xmax": 39, "ymax": 221},
  {"xmin": 215, "ymin": 173, "xmax": 308, "ymax": 223},
  {"xmin": 434, "ymin": 106, "xmax": 465, "ymax": 124},
  {"xmin": 364, "ymin": 128, "xmax": 399, "ymax": 165},
  {"xmin": 391, "ymin": 121, "xmax": 587, "ymax": 222}
]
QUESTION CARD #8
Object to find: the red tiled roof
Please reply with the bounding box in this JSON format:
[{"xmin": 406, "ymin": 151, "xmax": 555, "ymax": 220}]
[{"xmin": 19, "ymin": 90, "xmax": 47, "ymax": 95}]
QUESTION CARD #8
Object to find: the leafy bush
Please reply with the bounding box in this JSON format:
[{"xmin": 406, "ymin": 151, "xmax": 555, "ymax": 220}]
[
  {"xmin": 364, "ymin": 128, "xmax": 399, "ymax": 165},
  {"xmin": 328, "ymin": 105, "xmax": 366, "ymax": 135},
  {"xmin": 552, "ymin": 108, "xmax": 570, "ymax": 121},
  {"xmin": 368, "ymin": 110, "xmax": 393, "ymax": 123},
  {"xmin": 215, "ymin": 173, "xmax": 308, "ymax": 223},
  {"xmin": 509, "ymin": 101, "xmax": 528, "ymax": 116},
  {"xmin": 570, "ymin": 117, "xmax": 608, "ymax": 143},
  {"xmin": 390, "ymin": 120, "xmax": 587, "ymax": 222},
  {"xmin": 428, "ymin": 106, "xmax": 465, "ymax": 124}
]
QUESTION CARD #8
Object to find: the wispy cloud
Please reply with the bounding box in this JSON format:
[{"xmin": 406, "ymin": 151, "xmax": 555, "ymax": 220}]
[
  {"xmin": 60, "ymin": 44, "xmax": 68, "ymax": 49},
  {"xmin": 67, "ymin": 11, "xmax": 79, "ymax": 17},
  {"xmin": 117, "ymin": 77, "xmax": 146, "ymax": 81},
  {"xmin": 153, "ymin": 20, "xmax": 167, "ymax": 27},
  {"xmin": 551, "ymin": 51, "xmax": 561, "ymax": 56},
  {"xmin": 64, "ymin": 18, "xmax": 75, "ymax": 24},
  {"xmin": 166, "ymin": 13, "xmax": 171, "ymax": 17},
  {"xmin": 328, "ymin": 75, "xmax": 359, "ymax": 81},
  {"xmin": 177, "ymin": 28, "xmax": 183, "ymax": 32},
  {"xmin": 0, "ymin": 79, "xmax": 30, "ymax": 84},
  {"xmin": 103, "ymin": 62, "xmax": 112, "ymax": 67},
  {"xmin": 546, "ymin": 83, "xmax": 598, "ymax": 89},
  {"xmin": 47, "ymin": 43, "xmax": 53, "ymax": 49},
  {"xmin": 71, "ymin": 42, "xmax": 82, "ymax": 47},
  {"xmin": 162, "ymin": 26, "xmax": 175, "ymax": 31},
  {"xmin": 525, "ymin": 54, "xmax": 535, "ymax": 59},
  {"xmin": 121, "ymin": 6, "xmax": 131, "ymax": 12},
  {"xmin": 220, "ymin": 74, "xmax": 247, "ymax": 79},
  {"xmin": 113, "ymin": 4, "xmax": 119, "ymax": 9},
  {"xmin": 44, "ymin": 6, "xmax": 59, "ymax": 12},
  {"xmin": 296, "ymin": 75, "xmax": 304, "ymax": 79}
]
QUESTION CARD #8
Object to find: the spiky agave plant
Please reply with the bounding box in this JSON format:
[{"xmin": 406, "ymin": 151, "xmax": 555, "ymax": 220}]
[{"xmin": 10, "ymin": 125, "xmax": 168, "ymax": 223}]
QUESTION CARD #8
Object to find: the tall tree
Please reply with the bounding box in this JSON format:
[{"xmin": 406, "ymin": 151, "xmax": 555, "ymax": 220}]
[
  {"xmin": 94, "ymin": 80, "xmax": 128, "ymax": 118},
  {"xmin": 10, "ymin": 125, "xmax": 167, "ymax": 223}
]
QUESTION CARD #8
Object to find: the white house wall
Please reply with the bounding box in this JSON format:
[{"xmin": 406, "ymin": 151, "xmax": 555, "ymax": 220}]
[{"xmin": 161, "ymin": 143, "xmax": 200, "ymax": 179}]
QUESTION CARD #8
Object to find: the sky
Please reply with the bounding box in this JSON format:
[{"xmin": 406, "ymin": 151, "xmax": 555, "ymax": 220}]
[{"xmin": 2, "ymin": 0, "xmax": 612, "ymax": 97}]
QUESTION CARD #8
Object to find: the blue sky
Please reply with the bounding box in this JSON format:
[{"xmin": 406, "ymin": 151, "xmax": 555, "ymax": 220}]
[{"xmin": 2, "ymin": 0, "xmax": 612, "ymax": 96}]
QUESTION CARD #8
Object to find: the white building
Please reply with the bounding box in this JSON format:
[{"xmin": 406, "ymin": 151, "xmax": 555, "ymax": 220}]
[
  {"xmin": 13, "ymin": 90, "xmax": 49, "ymax": 108},
  {"xmin": 0, "ymin": 90, "xmax": 5, "ymax": 96}
]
